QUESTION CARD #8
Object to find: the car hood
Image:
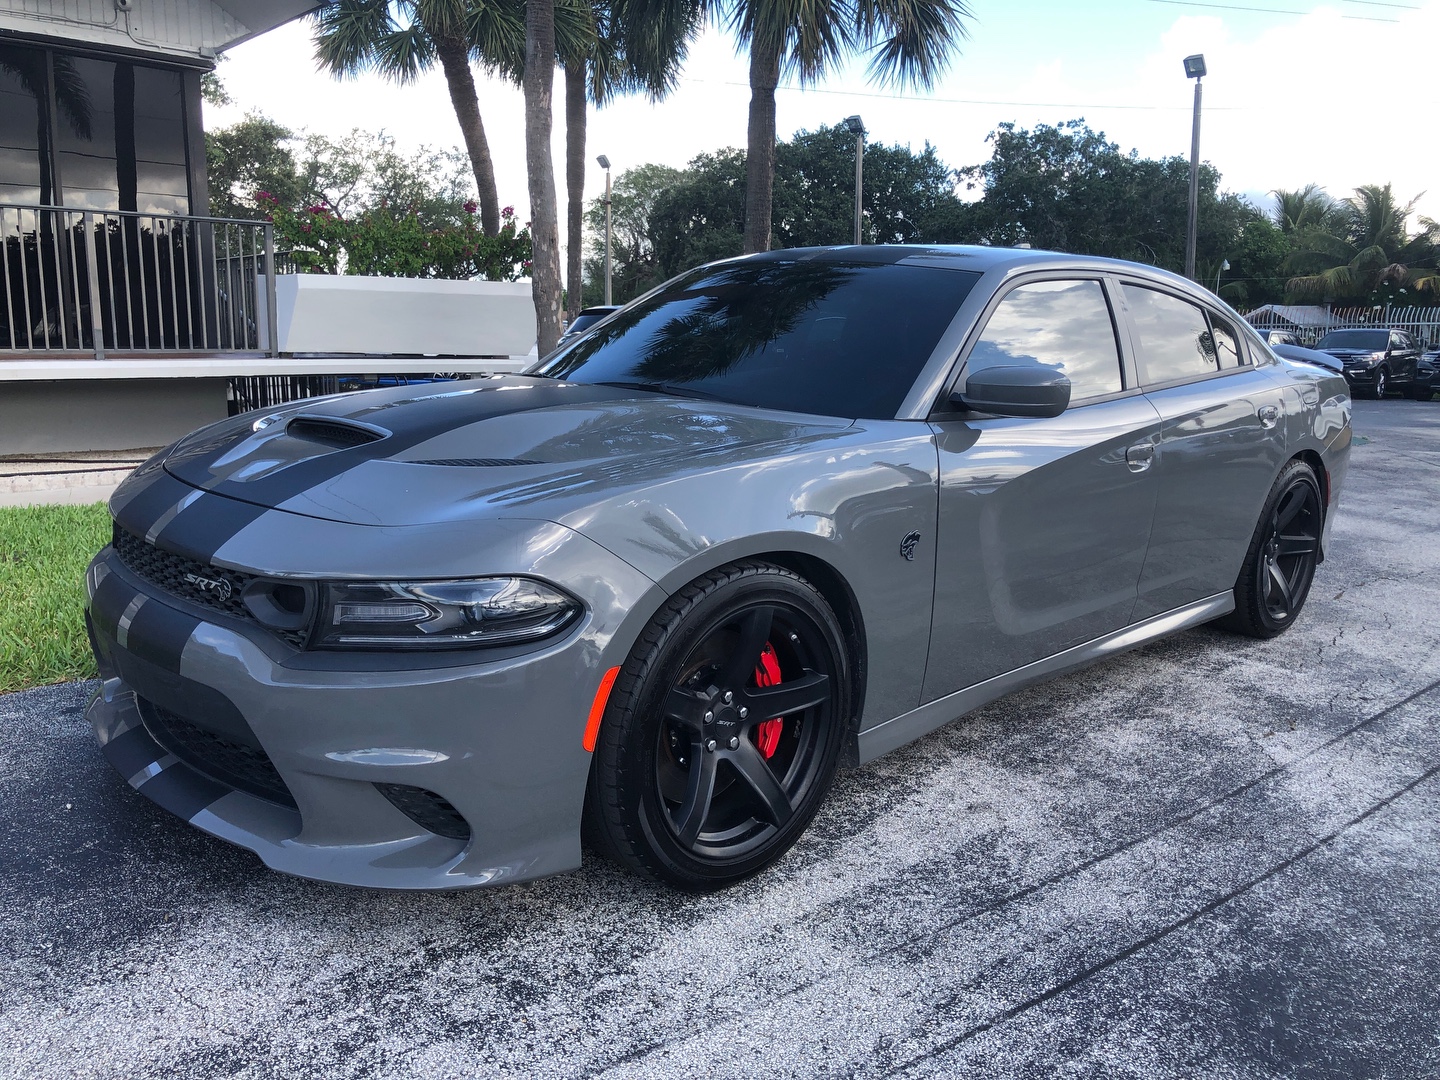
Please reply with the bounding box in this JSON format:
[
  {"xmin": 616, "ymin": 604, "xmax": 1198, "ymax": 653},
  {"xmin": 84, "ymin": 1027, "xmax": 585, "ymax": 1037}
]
[{"xmin": 162, "ymin": 375, "xmax": 853, "ymax": 527}]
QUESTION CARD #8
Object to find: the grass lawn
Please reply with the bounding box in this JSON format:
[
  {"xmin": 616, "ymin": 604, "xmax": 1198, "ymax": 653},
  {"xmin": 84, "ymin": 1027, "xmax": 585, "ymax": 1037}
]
[{"xmin": 0, "ymin": 503, "xmax": 110, "ymax": 693}]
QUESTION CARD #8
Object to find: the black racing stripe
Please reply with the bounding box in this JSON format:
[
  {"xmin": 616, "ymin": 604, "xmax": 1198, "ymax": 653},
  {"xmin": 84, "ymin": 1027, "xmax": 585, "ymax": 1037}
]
[
  {"xmin": 138, "ymin": 763, "xmax": 229, "ymax": 821},
  {"xmin": 123, "ymin": 601, "xmax": 201, "ymax": 675},
  {"xmin": 90, "ymin": 566, "xmax": 138, "ymax": 639},
  {"xmin": 102, "ymin": 724, "xmax": 164, "ymax": 779},
  {"xmin": 111, "ymin": 472, "xmax": 195, "ymax": 540},
  {"xmin": 154, "ymin": 491, "xmax": 271, "ymax": 565},
  {"xmin": 167, "ymin": 381, "xmax": 631, "ymax": 511}
]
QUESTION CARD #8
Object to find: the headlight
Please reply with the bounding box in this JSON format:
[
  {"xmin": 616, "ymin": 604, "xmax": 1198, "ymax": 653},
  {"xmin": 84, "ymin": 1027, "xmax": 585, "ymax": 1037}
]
[
  {"xmin": 1363, "ymin": 351, "xmax": 1386, "ymax": 365},
  {"xmin": 313, "ymin": 578, "xmax": 580, "ymax": 649}
]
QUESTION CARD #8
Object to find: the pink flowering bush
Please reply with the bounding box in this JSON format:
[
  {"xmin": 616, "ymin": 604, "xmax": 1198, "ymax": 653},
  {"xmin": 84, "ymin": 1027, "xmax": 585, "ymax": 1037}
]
[{"xmin": 259, "ymin": 193, "xmax": 531, "ymax": 280}]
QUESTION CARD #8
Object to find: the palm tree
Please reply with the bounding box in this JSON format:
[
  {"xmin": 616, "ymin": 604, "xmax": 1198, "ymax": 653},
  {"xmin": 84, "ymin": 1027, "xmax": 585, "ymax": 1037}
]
[
  {"xmin": 720, "ymin": 0, "xmax": 974, "ymax": 253},
  {"xmin": 560, "ymin": 2, "xmax": 699, "ymax": 319},
  {"xmin": 1286, "ymin": 184, "xmax": 1440, "ymax": 303},
  {"xmin": 311, "ymin": 0, "xmax": 527, "ymax": 236},
  {"xmin": 525, "ymin": 0, "xmax": 564, "ymax": 354},
  {"xmin": 1270, "ymin": 184, "xmax": 1336, "ymax": 236}
]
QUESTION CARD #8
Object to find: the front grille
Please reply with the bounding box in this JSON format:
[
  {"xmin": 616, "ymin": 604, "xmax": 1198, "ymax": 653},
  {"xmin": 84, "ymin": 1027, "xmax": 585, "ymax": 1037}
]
[
  {"xmin": 375, "ymin": 783, "xmax": 471, "ymax": 841},
  {"xmin": 111, "ymin": 525, "xmax": 308, "ymax": 647},
  {"xmin": 113, "ymin": 524, "xmax": 253, "ymax": 619},
  {"xmin": 140, "ymin": 698, "xmax": 297, "ymax": 808}
]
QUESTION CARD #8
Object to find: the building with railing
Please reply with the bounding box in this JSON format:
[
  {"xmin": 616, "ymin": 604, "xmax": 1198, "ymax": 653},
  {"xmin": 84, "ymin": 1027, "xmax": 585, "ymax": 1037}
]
[
  {"xmin": 1, "ymin": 1, "xmax": 536, "ymax": 456},
  {"xmin": 0, "ymin": 0, "xmax": 323, "ymax": 453}
]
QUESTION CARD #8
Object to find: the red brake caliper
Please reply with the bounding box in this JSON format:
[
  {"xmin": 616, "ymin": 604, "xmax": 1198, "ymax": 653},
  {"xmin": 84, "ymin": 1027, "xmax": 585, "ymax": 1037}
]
[{"xmin": 752, "ymin": 643, "xmax": 783, "ymax": 759}]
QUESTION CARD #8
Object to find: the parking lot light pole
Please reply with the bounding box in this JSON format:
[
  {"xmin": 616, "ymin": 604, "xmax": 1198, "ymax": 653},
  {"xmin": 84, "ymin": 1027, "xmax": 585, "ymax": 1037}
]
[
  {"xmin": 596, "ymin": 154, "xmax": 612, "ymax": 305},
  {"xmin": 1183, "ymin": 54, "xmax": 1206, "ymax": 281},
  {"xmin": 844, "ymin": 115, "xmax": 866, "ymax": 244}
]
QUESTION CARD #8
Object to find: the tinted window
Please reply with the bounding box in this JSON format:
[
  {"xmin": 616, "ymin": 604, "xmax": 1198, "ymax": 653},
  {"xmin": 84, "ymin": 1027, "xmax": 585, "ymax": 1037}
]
[
  {"xmin": 1123, "ymin": 285, "xmax": 1218, "ymax": 384},
  {"xmin": 965, "ymin": 279, "xmax": 1123, "ymax": 401},
  {"xmin": 0, "ymin": 44, "xmax": 44, "ymax": 206},
  {"xmin": 1209, "ymin": 313, "xmax": 1241, "ymax": 366},
  {"xmin": 1316, "ymin": 329, "xmax": 1387, "ymax": 350},
  {"xmin": 536, "ymin": 260, "xmax": 980, "ymax": 419}
]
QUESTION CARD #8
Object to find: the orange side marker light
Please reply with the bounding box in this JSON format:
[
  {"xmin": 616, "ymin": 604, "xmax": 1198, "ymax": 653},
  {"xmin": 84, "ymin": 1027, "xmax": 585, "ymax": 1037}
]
[{"xmin": 583, "ymin": 666, "xmax": 621, "ymax": 752}]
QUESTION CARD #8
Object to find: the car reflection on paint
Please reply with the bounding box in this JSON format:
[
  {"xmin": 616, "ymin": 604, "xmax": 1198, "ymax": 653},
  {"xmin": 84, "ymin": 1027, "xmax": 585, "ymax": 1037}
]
[{"xmin": 84, "ymin": 245, "xmax": 1351, "ymax": 892}]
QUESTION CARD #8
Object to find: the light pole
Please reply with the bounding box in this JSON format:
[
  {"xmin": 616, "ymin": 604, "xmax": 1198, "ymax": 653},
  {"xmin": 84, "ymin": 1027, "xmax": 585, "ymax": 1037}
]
[
  {"xmin": 1215, "ymin": 258, "xmax": 1229, "ymax": 294},
  {"xmin": 843, "ymin": 115, "xmax": 865, "ymax": 245},
  {"xmin": 596, "ymin": 154, "xmax": 612, "ymax": 305},
  {"xmin": 1183, "ymin": 54, "xmax": 1206, "ymax": 281}
]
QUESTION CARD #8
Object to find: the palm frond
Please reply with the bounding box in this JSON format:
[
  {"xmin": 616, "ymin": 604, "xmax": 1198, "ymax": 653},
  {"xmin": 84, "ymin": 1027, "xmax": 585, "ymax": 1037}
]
[
  {"xmin": 860, "ymin": 0, "xmax": 972, "ymax": 91},
  {"xmin": 312, "ymin": 0, "xmax": 404, "ymax": 77}
]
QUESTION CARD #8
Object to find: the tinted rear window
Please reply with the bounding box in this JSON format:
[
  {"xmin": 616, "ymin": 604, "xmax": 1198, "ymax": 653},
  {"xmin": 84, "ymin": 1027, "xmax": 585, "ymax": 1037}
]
[
  {"xmin": 1317, "ymin": 329, "xmax": 1388, "ymax": 350},
  {"xmin": 535, "ymin": 259, "xmax": 980, "ymax": 419}
]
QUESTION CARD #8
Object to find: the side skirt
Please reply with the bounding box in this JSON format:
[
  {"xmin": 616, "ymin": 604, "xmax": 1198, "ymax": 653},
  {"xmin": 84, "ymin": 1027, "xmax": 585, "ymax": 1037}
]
[{"xmin": 856, "ymin": 591, "xmax": 1235, "ymax": 764}]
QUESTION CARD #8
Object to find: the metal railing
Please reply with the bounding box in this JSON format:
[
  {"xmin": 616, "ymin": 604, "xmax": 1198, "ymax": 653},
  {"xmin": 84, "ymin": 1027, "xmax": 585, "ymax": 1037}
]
[
  {"xmin": 1, "ymin": 202, "xmax": 278, "ymax": 358},
  {"xmin": 1244, "ymin": 304, "xmax": 1440, "ymax": 350}
]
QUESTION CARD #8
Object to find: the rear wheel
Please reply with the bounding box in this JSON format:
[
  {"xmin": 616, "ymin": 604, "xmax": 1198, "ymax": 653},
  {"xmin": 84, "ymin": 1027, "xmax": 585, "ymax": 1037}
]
[
  {"xmin": 587, "ymin": 562, "xmax": 849, "ymax": 890},
  {"xmin": 1218, "ymin": 460, "xmax": 1323, "ymax": 638}
]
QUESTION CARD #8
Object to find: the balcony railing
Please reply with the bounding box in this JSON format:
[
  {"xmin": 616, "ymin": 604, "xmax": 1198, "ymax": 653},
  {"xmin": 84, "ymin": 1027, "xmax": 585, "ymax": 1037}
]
[{"xmin": 1, "ymin": 203, "xmax": 279, "ymax": 359}]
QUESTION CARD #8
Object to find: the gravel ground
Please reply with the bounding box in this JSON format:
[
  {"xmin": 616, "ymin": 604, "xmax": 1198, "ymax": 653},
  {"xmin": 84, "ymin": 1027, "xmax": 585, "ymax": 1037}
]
[{"xmin": 2, "ymin": 399, "xmax": 1438, "ymax": 1079}]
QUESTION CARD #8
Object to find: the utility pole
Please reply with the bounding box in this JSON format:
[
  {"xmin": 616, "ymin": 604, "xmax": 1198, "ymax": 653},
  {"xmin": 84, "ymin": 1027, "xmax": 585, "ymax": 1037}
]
[
  {"xmin": 597, "ymin": 154, "xmax": 612, "ymax": 305},
  {"xmin": 1183, "ymin": 54, "xmax": 1206, "ymax": 281},
  {"xmin": 844, "ymin": 116, "xmax": 865, "ymax": 245}
]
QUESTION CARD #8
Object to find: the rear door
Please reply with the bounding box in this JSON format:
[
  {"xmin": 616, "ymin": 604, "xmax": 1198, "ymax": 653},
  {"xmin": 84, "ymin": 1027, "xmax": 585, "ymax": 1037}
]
[
  {"xmin": 1120, "ymin": 282, "xmax": 1291, "ymax": 620},
  {"xmin": 923, "ymin": 274, "xmax": 1161, "ymax": 703}
]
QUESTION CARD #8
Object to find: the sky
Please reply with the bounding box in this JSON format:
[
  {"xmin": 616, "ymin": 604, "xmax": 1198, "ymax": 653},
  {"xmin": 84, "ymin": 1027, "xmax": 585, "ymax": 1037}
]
[{"xmin": 210, "ymin": 0, "xmax": 1440, "ymax": 244}]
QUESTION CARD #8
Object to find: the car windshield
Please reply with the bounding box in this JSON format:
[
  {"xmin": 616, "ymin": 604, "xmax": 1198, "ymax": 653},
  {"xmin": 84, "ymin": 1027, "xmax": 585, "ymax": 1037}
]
[
  {"xmin": 563, "ymin": 313, "xmax": 608, "ymax": 336},
  {"xmin": 1317, "ymin": 330, "xmax": 1388, "ymax": 350},
  {"xmin": 534, "ymin": 258, "xmax": 980, "ymax": 419}
]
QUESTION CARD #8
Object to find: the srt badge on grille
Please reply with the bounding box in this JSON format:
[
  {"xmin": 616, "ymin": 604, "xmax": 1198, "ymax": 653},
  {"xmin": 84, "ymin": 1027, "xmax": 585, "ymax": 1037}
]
[{"xmin": 183, "ymin": 572, "xmax": 234, "ymax": 601}]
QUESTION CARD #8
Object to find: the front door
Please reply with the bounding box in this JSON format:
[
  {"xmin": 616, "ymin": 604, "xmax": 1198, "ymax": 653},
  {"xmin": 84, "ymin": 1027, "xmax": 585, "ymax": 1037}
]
[{"xmin": 923, "ymin": 276, "xmax": 1161, "ymax": 704}]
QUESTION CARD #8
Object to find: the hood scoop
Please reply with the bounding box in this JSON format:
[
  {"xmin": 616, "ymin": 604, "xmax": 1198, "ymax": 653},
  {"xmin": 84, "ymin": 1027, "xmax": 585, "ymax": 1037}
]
[
  {"xmin": 410, "ymin": 457, "xmax": 544, "ymax": 467},
  {"xmin": 286, "ymin": 416, "xmax": 387, "ymax": 449}
]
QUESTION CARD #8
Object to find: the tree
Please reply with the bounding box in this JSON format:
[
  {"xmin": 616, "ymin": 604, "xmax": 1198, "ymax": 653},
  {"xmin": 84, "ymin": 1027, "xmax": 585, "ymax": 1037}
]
[
  {"xmin": 310, "ymin": 0, "xmax": 524, "ymax": 236},
  {"xmin": 525, "ymin": 0, "xmax": 564, "ymax": 354},
  {"xmin": 204, "ymin": 114, "xmax": 307, "ymax": 219},
  {"xmin": 1285, "ymin": 184, "xmax": 1440, "ymax": 303},
  {"xmin": 1270, "ymin": 183, "xmax": 1336, "ymax": 235},
  {"xmin": 582, "ymin": 127, "xmax": 975, "ymax": 303},
  {"xmin": 716, "ymin": 0, "xmax": 974, "ymax": 254},
  {"xmin": 958, "ymin": 120, "xmax": 1253, "ymax": 276},
  {"xmin": 561, "ymin": 1, "xmax": 699, "ymax": 319}
]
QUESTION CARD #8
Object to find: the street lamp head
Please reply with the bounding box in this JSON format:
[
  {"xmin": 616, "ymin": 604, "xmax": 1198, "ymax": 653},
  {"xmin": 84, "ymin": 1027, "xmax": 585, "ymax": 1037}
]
[
  {"xmin": 1183, "ymin": 54, "xmax": 1206, "ymax": 79},
  {"xmin": 1221, "ymin": 259, "xmax": 1230, "ymax": 271},
  {"xmin": 843, "ymin": 115, "xmax": 866, "ymax": 136},
  {"xmin": 596, "ymin": 154, "xmax": 611, "ymax": 170}
]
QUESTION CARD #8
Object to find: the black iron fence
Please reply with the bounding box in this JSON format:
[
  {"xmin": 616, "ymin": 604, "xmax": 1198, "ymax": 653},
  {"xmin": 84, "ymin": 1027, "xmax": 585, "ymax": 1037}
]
[{"xmin": 0, "ymin": 202, "xmax": 278, "ymax": 358}]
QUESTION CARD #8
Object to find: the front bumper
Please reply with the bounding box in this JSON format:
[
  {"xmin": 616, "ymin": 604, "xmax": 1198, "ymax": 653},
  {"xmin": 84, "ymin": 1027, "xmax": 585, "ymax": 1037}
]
[{"xmin": 85, "ymin": 522, "xmax": 658, "ymax": 890}]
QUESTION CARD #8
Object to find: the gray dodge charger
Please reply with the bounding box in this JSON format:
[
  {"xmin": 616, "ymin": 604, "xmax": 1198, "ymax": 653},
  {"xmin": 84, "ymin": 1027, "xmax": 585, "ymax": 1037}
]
[{"xmin": 85, "ymin": 246, "xmax": 1352, "ymax": 891}]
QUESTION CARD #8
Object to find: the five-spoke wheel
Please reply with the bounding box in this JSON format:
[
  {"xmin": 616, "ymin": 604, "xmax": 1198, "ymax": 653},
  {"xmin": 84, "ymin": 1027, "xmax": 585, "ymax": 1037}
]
[
  {"xmin": 1220, "ymin": 459, "xmax": 1323, "ymax": 638},
  {"xmin": 587, "ymin": 562, "xmax": 849, "ymax": 890}
]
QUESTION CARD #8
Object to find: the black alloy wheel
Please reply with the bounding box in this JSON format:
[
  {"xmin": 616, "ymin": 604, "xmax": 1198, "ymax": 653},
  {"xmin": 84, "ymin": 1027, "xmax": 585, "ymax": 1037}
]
[
  {"xmin": 587, "ymin": 562, "xmax": 849, "ymax": 890},
  {"xmin": 1219, "ymin": 460, "xmax": 1323, "ymax": 638}
]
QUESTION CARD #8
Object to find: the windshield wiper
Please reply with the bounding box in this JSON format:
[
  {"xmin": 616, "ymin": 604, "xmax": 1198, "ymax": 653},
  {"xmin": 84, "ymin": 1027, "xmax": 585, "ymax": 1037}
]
[{"xmin": 596, "ymin": 380, "xmax": 733, "ymax": 403}]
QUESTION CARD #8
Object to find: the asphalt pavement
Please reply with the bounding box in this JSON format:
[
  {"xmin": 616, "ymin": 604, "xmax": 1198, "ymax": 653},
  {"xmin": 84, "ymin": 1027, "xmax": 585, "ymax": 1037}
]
[{"xmin": 2, "ymin": 399, "xmax": 1438, "ymax": 1079}]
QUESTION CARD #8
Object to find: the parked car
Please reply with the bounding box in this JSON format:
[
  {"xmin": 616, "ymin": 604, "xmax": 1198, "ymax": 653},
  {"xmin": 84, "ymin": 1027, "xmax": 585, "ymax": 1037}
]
[
  {"xmin": 554, "ymin": 305, "xmax": 621, "ymax": 350},
  {"xmin": 85, "ymin": 247, "xmax": 1351, "ymax": 892},
  {"xmin": 1313, "ymin": 327, "xmax": 1422, "ymax": 398},
  {"xmin": 1416, "ymin": 348, "xmax": 1440, "ymax": 401},
  {"xmin": 1256, "ymin": 328, "xmax": 1301, "ymax": 348}
]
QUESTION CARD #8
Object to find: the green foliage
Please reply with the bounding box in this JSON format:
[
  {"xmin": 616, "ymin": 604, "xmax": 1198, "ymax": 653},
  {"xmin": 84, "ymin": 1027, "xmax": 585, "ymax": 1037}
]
[
  {"xmin": 261, "ymin": 196, "xmax": 531, "ymax": 280},
  {"xmin": 0, "ymin": 503, "xmax": 111, "ymax": 693},
  {"xmin": 1284, "ymin": 183, "xmax": 1440, "ymax": 304},
  {"xmin": 205, "ymin": 113, "xmax": 308, "ymax": 220},
  {"xmin": 583, "ymin": 126, "xmax": 974, "ymax": 303}
]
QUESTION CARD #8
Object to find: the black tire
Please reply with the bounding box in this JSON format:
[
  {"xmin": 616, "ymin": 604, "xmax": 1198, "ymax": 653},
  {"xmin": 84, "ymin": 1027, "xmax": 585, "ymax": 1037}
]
[
  {"xmin": 1217, "ymin": 460, "xmax": 1323, "ymax": 639},
  {"xmin": 1370, "ymin": 368, "xmax": 1388, "ymax": 399},
  {"xmin": 587, "ymin": 561, "xmax": 850, "ymax": 891}
]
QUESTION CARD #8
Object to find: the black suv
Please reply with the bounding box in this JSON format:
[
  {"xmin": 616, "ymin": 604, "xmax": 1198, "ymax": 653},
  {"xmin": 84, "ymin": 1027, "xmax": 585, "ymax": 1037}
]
[{"xmin": 1314, "ymin": 328, "xmax": 1422, "ymax": 399}]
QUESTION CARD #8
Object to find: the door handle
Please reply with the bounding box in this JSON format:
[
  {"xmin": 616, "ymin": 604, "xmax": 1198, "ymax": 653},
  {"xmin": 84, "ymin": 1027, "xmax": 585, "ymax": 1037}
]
[
  {"xmin": 1125, "ymin": 442, "xmax": 1154, "ymax": 473},
  {"xmin": 1257, "ymin": 404, "xmax": 1280, "ymax": 429}
]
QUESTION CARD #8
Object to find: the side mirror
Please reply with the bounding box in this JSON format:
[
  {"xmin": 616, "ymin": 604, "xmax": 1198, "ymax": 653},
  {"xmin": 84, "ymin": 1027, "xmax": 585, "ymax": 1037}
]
[{"xmin": 951, "ymin": 365, "xmax": 1072, "ymax": 419}]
